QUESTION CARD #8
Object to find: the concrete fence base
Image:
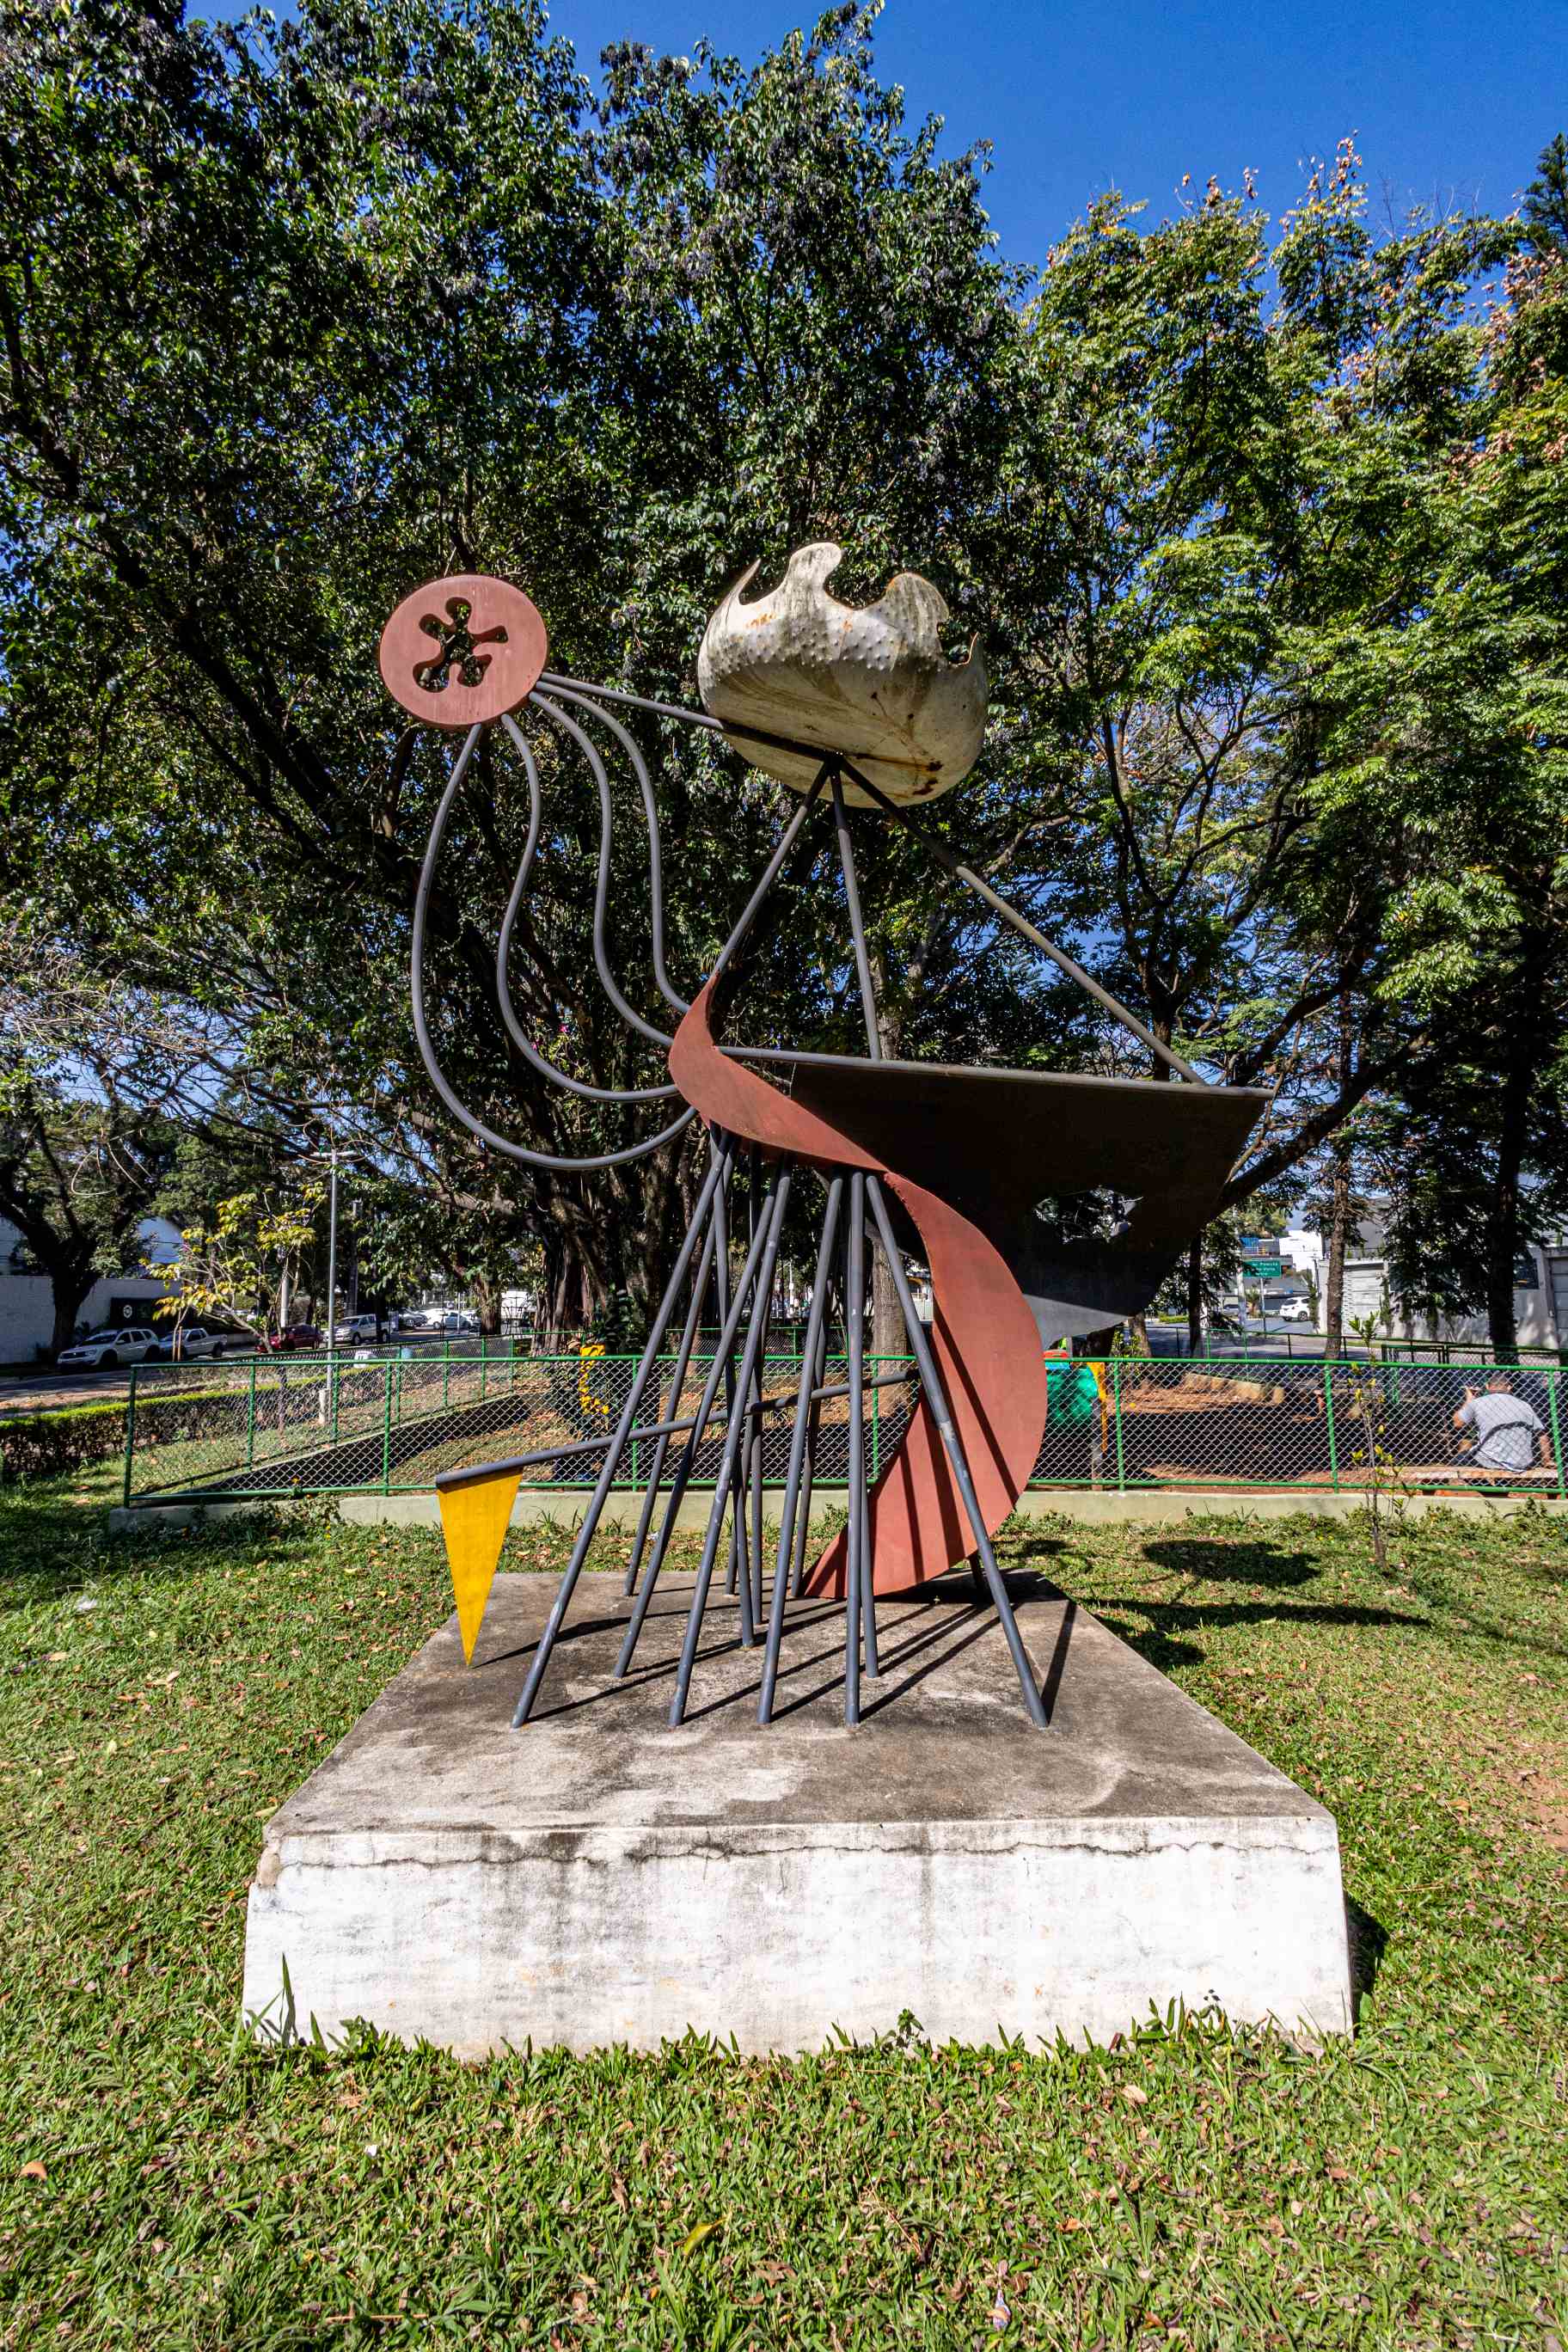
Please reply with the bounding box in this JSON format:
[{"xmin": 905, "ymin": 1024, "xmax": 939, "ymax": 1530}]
[{"xmin": 109, "ymin": 1480, "xmax": 1568, "ymax": 1536}]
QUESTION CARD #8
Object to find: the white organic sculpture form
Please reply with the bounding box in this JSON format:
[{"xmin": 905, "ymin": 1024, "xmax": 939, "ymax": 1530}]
[{"xmin": 696, "ymin": 542, "xmax": 986, "ymax": 806}]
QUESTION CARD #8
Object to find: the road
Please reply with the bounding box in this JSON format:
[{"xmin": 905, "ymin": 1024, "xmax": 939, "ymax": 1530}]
[{"xmin": 0, "ymin": 1366, "xmax": 144, "ymax": 1413}]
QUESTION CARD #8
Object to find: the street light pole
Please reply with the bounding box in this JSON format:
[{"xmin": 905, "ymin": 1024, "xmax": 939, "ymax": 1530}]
[{"xmin": 325, "ymin": 1136, "xmax": 340, "ymax": 1372}]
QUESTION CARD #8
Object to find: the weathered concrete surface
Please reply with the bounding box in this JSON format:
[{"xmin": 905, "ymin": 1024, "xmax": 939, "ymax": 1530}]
[
  {"xmin": 244, "ymin": 1571, "xmax": 1353, "ymax": 2054},
  {"xmin": 113, "ymin": 1484, "xmax": 1567, "ymax": 1534},
  {"xmin": 332, "ymin": 1483, "xmax": 1563, "ymax": 1529}
]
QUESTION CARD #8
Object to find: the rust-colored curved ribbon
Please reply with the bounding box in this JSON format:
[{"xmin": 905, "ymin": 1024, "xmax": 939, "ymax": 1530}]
[{"xmin": 670, "ymin": 983, "xmax": 1047, "ymax": 1596}]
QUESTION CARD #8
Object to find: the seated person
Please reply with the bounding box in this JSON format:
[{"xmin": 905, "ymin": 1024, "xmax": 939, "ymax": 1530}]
[{"xmin": 1453, "ymin": 1374, "xmax": 1553, "ymax": 1477}]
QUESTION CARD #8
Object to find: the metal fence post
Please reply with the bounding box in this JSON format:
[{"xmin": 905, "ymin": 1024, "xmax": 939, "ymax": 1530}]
[
  {"xmin": 382, "ymin": 1364, "xmax": 393, "ymax": 1493},
  {"xmin": 246, "ymin": 1356, "xmax": 257, "ymax": 1469},
  {"xmin": 1549, "ymin": 1368, "xmax": 1566, "ymax": 1500},
  {"xmin": 479, "ymin": 1340, "xmax": 487, "ymax": 1404},
  {"xmin": 1112, "ymin": 1358, "xmax": 1124, "ymax": 1491},
  {"xmin": 442, "ymin": 1345, "xmax": 450, "ymax": 1412},
  {"xmin": 329, "ymin": 1360, "xmax": 340, "ymax": 1448},
  {"xmin": 1324, "ymin": 1361, "xmax": 1338, "ymax": 1491},
  {"xmin": 122, "ymin": 1365, "xmax": 137, "ymax": 1509}
]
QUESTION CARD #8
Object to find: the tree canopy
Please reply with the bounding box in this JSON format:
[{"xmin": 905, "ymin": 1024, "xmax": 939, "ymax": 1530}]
[{"xmin": 2, "ymin": 0, "xmax": 1564, "ymax": 1352}]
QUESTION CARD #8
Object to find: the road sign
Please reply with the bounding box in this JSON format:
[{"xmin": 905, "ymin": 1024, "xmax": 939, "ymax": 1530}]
[{"xmin": 1244, "ymin": 1259, "xmax": 1284, "ymax": 1281}]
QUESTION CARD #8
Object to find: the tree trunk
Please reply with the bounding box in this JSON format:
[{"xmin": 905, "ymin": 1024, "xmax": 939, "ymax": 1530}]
[
  {"xmin": 471, "ymin": 1270, "xmax": 501, "ymax": 1336},
  {"xmin": 540, "ymin": 1246, "xmax": 573, "ymax": 1350},
  {"xmin": 1322, "ymin": 989, "xmax": 1354, "ymax": 1358},
  {"xmin": 1485, "ymin": 1047, "xmax": 1531, "ymax": 1363},
  {"xmin": 49, "ymin": 1264, "xmax": 100, "ymax": 1357},
  {"xmin": 1323, "ymin": 1155, "xmax": 1350, "ymax": 1357}
]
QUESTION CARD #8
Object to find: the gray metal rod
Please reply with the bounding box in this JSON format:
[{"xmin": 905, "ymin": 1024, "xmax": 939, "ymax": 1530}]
[
  {"xmin": 494, "ymin": 716, "xmax": 677, "ymax": 1105},
  {"xmin": 622, "ymin": 1179, "xmax": 722, "ymax": 1596},
  {"xmin": 844, "ymin": 1172, "xmax": 867, "ymax": 1722},
  {"xmin": 529, "ymin": 665, "xmax": 1197, "ymax": 1083},
  {"xmin": 432, "ymin": 1363, "xmax": 907, "ymax": 1497},
  {"xmin": 747, "ymin": 1151, "xmax": 773, "ymax": 1633},
  {"xmin": 760, "ymin": 1175, "xmax": 844, "ymax": 1724},
  {"xmin": 853, "ymin": 1174, "xmax": 879, "ymax": 1681},
  {"xmin": 511, "ymin": 1152, "xmax": 726, "ymax": 1725},
  {"xmin": 839, "ymin": 758, "xmax": 1202, "ymax": 1085},
  {"xmin": 536, "ymin": 682, "xmax": 689, "ymax": 1016},
  {"xmin": 830, "ymin": 781, "xmax": 883, "ymax": 1700},
  {"xmin": 831, "ymin": 774, "xmax": 884, "ymax": 1063},
  {"xmin": 791, "ymin": 1312, "xmax": 831, "ymax": 1598},
  {"xmin": 529, "ymin": 690, "xmax": 673, "ymax": 1050},
  {"xmin": 728, "ymin": 1150, "xmax": 762, "ymax": 1610},
  {"xmin": 412, "ymin": 724, "xmax": 696, "ymax": 1173},
  {"xmin": 717, "ymin": 1155, "xmax": 749, "ymax": 1618},
  {"xmin": 614, "ymin": 1157, "xmax": 781, "ymax": 1681},
  {"xmin": 538, "ymin": 668, "xmax": 843, "ymax": 774},
  {"xmin": 669, "ymin": 1169, "xmax": 794, "ymax": 1726},
  {"xmin": 863, "ymin": 1173, "xmax": 1048, "ymax": 1730}
]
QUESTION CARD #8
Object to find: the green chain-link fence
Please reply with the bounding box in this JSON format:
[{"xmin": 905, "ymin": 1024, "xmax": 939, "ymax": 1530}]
[{"xmin": 119, "ymin": 1345, "xmax": 1568, "ymax": 1506}]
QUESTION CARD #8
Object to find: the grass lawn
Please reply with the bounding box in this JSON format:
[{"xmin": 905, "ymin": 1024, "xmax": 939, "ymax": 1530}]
[{"xmin": 1, "ymin": 1473, "xmax": 1565, "ymax": 2349}]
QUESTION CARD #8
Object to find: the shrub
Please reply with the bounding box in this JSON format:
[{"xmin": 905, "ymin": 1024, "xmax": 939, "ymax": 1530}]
[{"xmin": 0, "ymin": 1392, "xmax": 213, "ymax": 1485}]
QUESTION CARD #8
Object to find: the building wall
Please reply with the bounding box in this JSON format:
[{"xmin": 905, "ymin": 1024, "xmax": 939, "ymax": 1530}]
[
  {"xmin": 1280, "ymin": 1224, "xmax": 1564, "ymax": 1351},
  {"xmin": 0, "ymin": 1277, "xmax": 58, "ymax": 1364},
  {"xmin": 0, "ymin": 1216, "xmax": 184, "ymax": 1364}
]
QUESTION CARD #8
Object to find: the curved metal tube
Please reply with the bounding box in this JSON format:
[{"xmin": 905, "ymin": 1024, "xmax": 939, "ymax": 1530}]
[
  {"xmin": 411, "ymin": 724, "xmax": 696, "ymax": 1172},
  {"xmin": 529, "ymin": 689, "xmax": 672, "ymax": 1050},
  {"xmin": 414, "ymin": 731, "xmax": 824, "ymax": 1173},
  {"xmin": 534, "ymin": 683, "xmax": 689, "ymax": 1016},
  {"xmin": 543, "ymin": 664, "xmax": 1205, "ymax": 1086},
  {"xmin": 493, "ymin": 715, "xmax": 679, "ymax": 1106}
]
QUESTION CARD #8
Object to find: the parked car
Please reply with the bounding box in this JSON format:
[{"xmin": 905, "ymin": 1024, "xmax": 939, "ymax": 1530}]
[
  {"xmin": 331, "ymin": 1313, "xmax": 381, "ymax": 1343},
  {"xmin": 57, "ymin": 1325, "xmax": 163, "ymax": 1370},
  {"xmin": 1277, "ymin": 1296, "xmax": 1315, "ymax": 1325},
  {"xmin": 262, "ymin": 1324, "xmax": 325, "ymax": 1354},
  {"xmin": 156, "ymin": 1322, "xmax": 254, "ymax": 1362}
]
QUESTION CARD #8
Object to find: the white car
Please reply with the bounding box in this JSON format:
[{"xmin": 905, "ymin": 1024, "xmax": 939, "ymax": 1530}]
[
  {"xmin": 1277, "ymin": 1296, "xmax": 1315, "ymax": 1325},
  {"xmin": 58, "ymin": 1326, "xmax": 164, "ymax": 1370}
]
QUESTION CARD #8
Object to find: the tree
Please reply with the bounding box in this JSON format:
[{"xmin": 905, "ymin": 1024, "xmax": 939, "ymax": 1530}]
[
  {"xmin": 0, "ymin": 0, "xmax": 1032, "ymax": 1334},
  {"xmin": 161, "ymin": 1185, "xmax": 322, "ymax": 1344},
  {"xmin": 1523, "ymin": 133, "xmax": 1568, "ymax": 257},
  {"xmin": 1344, "ymin": 136, "xmax": 1568, "ymax": 1351},
  {"xmin": 0, "ymin": 921, "xmax": 232, "ymax": 1351},
  {"xmin": 4, "ymin": 0, "xmax": 1563, "ymax": 1357},
  {"xmin": 976, "ymin": 149, "xmax": 1541, "ymax": 1351}
]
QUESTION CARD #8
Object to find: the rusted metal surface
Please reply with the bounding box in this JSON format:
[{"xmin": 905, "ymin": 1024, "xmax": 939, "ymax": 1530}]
[
  {"xmin": 671, "ymin": 981, "xmax": 1048, "ymax": 1595},
  {"xmin": 781, "ymin": 1053, "xmax": 1271, "ymax": 1348},
  {"xmin": 378, "ymin": 573, "xmax": 548, "ymax": 730}
]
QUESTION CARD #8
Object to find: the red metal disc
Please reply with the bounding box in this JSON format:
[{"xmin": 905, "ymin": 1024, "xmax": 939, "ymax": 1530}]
[{"xmin": 377, "ymin": 573, "xmax": 548, "ymax": 731}]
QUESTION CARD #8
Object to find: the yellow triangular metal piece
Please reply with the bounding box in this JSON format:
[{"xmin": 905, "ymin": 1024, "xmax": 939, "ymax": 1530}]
[{"xmin": 437, "ymin": 1473, "xmax": 520, "ymax": 1663}]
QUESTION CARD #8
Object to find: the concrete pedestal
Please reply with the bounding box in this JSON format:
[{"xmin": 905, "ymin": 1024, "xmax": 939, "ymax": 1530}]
[{"xmin": 243, "ymin": 1571, "xmax": 1353, "ymax": 2053}]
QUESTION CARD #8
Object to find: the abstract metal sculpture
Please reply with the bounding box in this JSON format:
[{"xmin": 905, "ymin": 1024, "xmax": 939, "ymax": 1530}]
[{"xmin": 381, "ymin": 550, "xmax": 1269, "ymax": 1730}]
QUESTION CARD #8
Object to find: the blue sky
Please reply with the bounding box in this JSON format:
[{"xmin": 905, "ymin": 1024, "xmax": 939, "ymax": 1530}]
[{"xmin": 199, "ymin": 0, "xmax": 1565, "ymax": 264}]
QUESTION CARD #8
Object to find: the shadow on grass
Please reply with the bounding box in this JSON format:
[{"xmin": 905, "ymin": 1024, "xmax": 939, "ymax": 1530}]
[
  {"xmin": 1140, "ymin": 1536, "xmax": 1319, "ymax": 1589},
  {"xmin": 998, "ymin": 1529, "xmax": 1430, "ymax": 1675},
  {"xmin": 1345, "ymin": 1894, "xmax": 1388, "ymax": 2016}
]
